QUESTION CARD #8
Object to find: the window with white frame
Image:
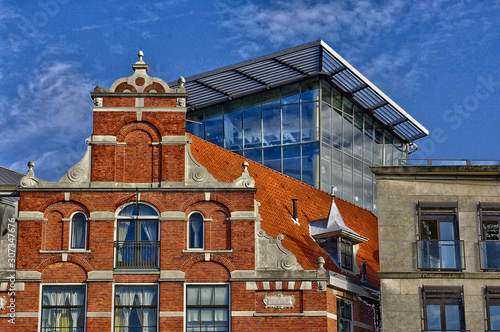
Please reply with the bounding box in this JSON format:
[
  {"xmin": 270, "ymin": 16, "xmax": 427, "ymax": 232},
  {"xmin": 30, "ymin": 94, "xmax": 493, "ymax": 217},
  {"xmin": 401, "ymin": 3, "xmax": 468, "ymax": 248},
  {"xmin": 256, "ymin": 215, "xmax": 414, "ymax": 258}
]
[
  {"xmin": 115, "ymin": 203, "xmax": 160, "ymax": 269},
  {"xmin": 186, "ymin": 284, "xmax": 229, "ymax": 332},
  {"xmin": 188, "ymin": 212, "xmax": 204, "ymax": 249},
  {"xmin": 114, "ymin": 285, "xmax": 158, "ymax": 332},
  {"xmin": 337, "ymin": 297, "xmax": 352, "ymax": 332},
  {"xmin": 40, "ymin": 285, "xmax": 86, "ymax": 332},
  {"xmin": 70, "ymin": 212, "xmax": 87, "ymax": 250}
]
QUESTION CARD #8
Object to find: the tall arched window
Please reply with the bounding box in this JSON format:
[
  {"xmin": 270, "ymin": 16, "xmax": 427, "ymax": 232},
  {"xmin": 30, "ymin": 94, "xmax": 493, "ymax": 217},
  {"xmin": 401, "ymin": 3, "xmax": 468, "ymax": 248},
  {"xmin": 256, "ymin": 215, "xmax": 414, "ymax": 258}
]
[
  {"xmin": 115, "ymin": 203, "xmax": 160, "ymax": 269},
  {"xmin": 188, "ymin": 212, "xmax": 204, "ymax": 249},
  {"xmin": 70, "ymin": 212, "xmax": 87, "ymax": 250}
]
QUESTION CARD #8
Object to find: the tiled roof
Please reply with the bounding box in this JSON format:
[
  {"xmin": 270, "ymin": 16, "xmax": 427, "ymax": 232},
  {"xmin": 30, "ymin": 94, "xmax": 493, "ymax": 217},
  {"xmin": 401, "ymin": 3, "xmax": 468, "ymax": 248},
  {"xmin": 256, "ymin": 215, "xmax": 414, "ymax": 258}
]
[
  {"xmin": 0, "ymin": 165, "xmax": 23, "ymax": 185},
  {"xmin": 0, "ymin": 165, "xmax": 22, "ymax": 205},
  {"xmin": 189, "ymin": 134, "xmax": 380, "ymax": 287}
]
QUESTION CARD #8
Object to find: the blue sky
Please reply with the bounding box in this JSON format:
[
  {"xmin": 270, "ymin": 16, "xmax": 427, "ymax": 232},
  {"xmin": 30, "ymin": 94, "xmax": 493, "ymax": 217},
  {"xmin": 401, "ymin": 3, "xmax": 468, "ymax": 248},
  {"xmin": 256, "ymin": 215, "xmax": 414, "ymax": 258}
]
[{"xmin": 1, "ymin": 0, "xmax": 499, "ymax": 181}]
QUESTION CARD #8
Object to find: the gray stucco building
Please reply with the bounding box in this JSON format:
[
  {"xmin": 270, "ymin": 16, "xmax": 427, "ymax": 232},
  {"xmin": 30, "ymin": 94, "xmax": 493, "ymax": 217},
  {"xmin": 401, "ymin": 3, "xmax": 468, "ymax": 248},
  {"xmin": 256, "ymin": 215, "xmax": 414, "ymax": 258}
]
[{"xmin": 372, "ymin": 162, "xmax": 500, "ymax": 332}]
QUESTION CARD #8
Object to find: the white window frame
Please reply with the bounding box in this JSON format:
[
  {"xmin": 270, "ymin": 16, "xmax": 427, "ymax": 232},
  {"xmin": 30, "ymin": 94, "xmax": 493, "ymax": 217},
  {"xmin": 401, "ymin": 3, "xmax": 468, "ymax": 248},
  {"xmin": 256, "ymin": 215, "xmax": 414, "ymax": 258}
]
[
  {"xmin": 114, "ymin": 202, "xmax": 161, "ymax": 269},
  {"xmin": 184, "ymin": 282, "xmax": 231, "ymax": 332},
  {"xmin": 112, "ymin": 283, "xmax": 159, "ymax": 332},
  {"xmin": 187, "ymin": 211, "xmax": 205, "ymax": 250},
  {"xmin": 38, "ymin": 283, "xmax": 88, "ymax": 332},
  {"xmin": 69, "ymin": 211, "xmax": 88, "ymax": 251}
]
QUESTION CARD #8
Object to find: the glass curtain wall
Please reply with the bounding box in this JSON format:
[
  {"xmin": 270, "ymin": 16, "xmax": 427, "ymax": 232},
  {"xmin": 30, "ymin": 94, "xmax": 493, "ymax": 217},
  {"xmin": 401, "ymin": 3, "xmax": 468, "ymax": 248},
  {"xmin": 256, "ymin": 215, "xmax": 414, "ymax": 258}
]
[{"xmin": 186, "ymin": 78, "xmax": 406, "ymax": 212}]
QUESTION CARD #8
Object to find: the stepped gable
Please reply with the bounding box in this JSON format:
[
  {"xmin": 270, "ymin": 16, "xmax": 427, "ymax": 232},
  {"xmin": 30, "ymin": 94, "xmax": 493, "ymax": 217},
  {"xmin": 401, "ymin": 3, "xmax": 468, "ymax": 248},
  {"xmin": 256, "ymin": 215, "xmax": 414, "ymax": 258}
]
[{"xmin": 189, "ymin": 134, "xmax": 380, "ymax": 286}]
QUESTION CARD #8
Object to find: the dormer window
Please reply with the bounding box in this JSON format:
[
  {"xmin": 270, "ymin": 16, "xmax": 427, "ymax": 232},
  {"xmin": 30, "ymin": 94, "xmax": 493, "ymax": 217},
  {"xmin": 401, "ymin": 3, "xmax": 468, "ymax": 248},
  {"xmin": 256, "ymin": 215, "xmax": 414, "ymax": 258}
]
[{"xmin": 310, "ymin": 197, "xmax": 368, "ymax": 275}]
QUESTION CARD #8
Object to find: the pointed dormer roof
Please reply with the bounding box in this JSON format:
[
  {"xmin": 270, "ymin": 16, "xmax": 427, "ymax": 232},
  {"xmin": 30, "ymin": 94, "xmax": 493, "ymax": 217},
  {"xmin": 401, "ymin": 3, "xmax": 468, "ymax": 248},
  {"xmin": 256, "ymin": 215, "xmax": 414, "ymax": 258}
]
[{"xmin": 309, "ymin": 196, "xmax": 368, "ymax": 243}]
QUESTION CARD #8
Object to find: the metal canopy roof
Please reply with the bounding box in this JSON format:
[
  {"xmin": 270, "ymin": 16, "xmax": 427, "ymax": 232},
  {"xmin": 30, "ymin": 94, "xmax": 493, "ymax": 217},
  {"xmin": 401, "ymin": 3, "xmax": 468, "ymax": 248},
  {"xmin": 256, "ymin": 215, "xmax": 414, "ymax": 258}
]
[{"xmin": 168, "ymin": 40, "xmax": 428, "ymax": 142}]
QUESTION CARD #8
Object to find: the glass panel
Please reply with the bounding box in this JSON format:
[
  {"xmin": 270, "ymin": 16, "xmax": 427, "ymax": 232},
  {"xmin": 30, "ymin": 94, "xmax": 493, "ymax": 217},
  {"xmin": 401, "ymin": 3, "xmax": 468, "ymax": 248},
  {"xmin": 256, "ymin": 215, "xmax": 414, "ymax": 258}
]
[
  {"xmin": 205, "ymin": 105, "xmax": 224, "ymax": 147},
  {"xmin": 373, "ymin": 123, "xmax": 384, "ymax": 166},
  {"xmin": 342, "ymin": 112, "xmax": 353, "ymax": 155},
  {"xmin": 214, "ymin": 287, "xmax": 228, "ymax": 305},
  {"xmin": 383, "ymin": 130, "xmax": 393, "ymax": 166},
  {"xmin": 140, "ymin": 221, "xmax": 158, "ymax": 241},
  {"xmin": 283, "ymin": 145, "xmax": 300, "ymax": 181},
  {"xmin": 321, "ymin": 102, "xmax": 331, "ymax": 145},
  {"xmin": 242, "ymin": 94, "xmax": 261, "ymax": 108},
  {"xmin": 187, "ymin": 110, "xmax": 205, "ymax": 138},
  {"xmin": 262, "ymin": 88, "xmax": 280, "ymax": 107},
  {"xmin": 490, "ymin": 304, "xmax": 500, "ymax": 330},
  {"xmin": 440, "ymin": 222, "xmax": 456, "ymax": 241},
  {"xmin": 200, "ymin": 287, "xmax": 214, "ymax": 306},
  {"xmin": 302, "ymin": 143, "xmax": 319, "ymax": 187},
  {"xmin": 480, "ymin": 241, "xmax": 500, "ymax": 269},
  {"xmin": 363, "ymin": 164, "xmax": 373, "ymax": 211},
  {"xmin": 321, "ymin": 79, "xmax": 332, "ymax": 105},
  {"xmin": 281, "ymin": 83, "xmax": 300, "ymax": 104},
  {"xmin": 189, "ymin": 213, "xmax": 204, "ymax": 249},
  {"xmin": 119, "ymin": 221, "xmax": 136, "ymax": 241},
  {"xmin": 363, "ymin": 115, "xmax": 374, "ymax": 164},
  {"xmin": 332, "ymin": 87, "xmax": 342, "ymax": 110},
  {"xmin": 343, "ymin": 155, "xmax": 353, "ymax": 203},
  {"xmin": 321, "ymin": 144, "xmax": 332, "ymax": 193},
  {"xmin": 426, "ymin": 304, "xmax": 441, "ymax": 330},
  {"xmin": 119, "ymin": 204, "xmax": 158, "ymax": 217},
  {"xmin": 224, "ymin": 109, "xmax": 242, "ymax": 151},
  {"xmin": 332, "ymin": 149, "xmax": 342, "ymax": 197},
  {"xmin": 71, "ymin": 216, "xmax": 86, "ymax": 249},
  {"xmin": 301, "ymin": 102, "xmax": 319, "ymax": 143},
  {"xmin": 282, "ymin": 104, "xmax": 300, "ymax": 144},
  {"xmin": 332, "ymin": 107, "xmax": 342, "ymax": 149},
  {"xmin": 244, "ymin": 149, "xmax": 262, "ymax": 164},
  {"xmin": 353, "ymin": 159, "xmax": 363, "ymax": 205},
  {"xmin": 262, "ymin": 106, "xmax": 281, "ymax": 146},
  {"xmin": 243, "ymin": 106, "xmax": 261, "ymax": 149},
  {"xmin": 263, "ymin": 147, "xmax": 281, "ymax": 172},
  {"xmin": 187, "ymin": 287, "xmax": 200, "ymax": 306},
  {"xmin": 301, "ymin": 78, "xmax": 319, "ymax": 102},
  {"xmin": 444, "ymin": 304, "xmax": 461, "ymax": 330},
  {"xmin": 393, "ymin": 137, "xmax": 403, "ymax": 165},
  {"xmin": 353, "ymin": 106, "xmax": 363, "ymax": 159},
  {"xmin": 418, "ymin": 240, "xmax": 464, "ymax": 269}
]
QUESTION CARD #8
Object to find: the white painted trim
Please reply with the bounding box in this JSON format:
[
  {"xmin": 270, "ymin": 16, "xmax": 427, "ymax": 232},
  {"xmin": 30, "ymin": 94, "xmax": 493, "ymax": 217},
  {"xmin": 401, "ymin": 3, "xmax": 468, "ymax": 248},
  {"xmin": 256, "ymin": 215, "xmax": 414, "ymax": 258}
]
[
  {"xmin": 12, "ymin": 312, "xmax": 39, "ymax": 317},
  {"xmin": 231, "ymin": 311, "xmax": 255, "ymax": 316}
]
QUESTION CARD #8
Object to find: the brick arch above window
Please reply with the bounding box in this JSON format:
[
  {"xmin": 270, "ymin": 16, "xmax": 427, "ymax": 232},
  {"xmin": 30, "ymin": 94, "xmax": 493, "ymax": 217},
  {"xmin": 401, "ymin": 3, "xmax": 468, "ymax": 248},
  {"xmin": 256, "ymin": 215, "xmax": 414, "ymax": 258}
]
[
  {"xmin": 116, "ymin": 121, "xmax": 161, "ymax": 142},
  {"xmin": 180, "ymin": 195, "xmax": 236, "ymax": 214},
  {"xmin": 40, "ymin": 261, "xmax": 88, "ymax": 283}
]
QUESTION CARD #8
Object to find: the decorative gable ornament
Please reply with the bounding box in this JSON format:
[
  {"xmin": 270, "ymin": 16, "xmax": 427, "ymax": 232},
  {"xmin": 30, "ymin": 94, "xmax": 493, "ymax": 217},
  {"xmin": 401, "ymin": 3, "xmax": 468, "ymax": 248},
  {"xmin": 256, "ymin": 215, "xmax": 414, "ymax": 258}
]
[
  {"xmin": 256, "ymin": 228, "xmax": 303, "ymax": 271},
  {"xmin": 19, "ymin": 161, "xmax": 45, "ymax": 188},
  {"xmin": 232, "ymin": 161, "xmax": 255, "ymax": 188}
]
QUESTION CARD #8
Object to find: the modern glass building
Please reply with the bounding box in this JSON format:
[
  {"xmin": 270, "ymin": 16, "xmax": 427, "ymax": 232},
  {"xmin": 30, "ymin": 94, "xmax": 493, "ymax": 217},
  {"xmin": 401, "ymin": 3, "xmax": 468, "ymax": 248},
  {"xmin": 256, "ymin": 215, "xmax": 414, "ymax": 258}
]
[{"xmin": 169, "ymin": 40, "xmax": 428, "ymax": 212}]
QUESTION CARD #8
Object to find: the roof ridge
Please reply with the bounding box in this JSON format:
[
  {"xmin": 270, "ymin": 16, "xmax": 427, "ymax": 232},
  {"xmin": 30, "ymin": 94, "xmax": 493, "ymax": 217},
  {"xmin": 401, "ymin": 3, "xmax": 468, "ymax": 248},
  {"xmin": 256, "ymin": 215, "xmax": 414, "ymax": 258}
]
[{"xmin": 0, "ymin": 165, "xmax": 24, "ymax": 176}]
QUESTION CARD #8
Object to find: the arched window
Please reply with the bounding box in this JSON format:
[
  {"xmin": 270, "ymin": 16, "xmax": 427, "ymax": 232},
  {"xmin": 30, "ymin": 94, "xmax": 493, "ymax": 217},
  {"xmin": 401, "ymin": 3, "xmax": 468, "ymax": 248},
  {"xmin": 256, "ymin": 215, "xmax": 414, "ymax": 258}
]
[
  {"xmin": 115, "ymin": 203, "xmax": 160, "ymax": 269},
  {"xmin": 188, "ymin": 212, "xmax": 204, "ymax": 249},
  {"xmin": 70, "ymin": 212, "xmax": 87, "ymax": 250}
]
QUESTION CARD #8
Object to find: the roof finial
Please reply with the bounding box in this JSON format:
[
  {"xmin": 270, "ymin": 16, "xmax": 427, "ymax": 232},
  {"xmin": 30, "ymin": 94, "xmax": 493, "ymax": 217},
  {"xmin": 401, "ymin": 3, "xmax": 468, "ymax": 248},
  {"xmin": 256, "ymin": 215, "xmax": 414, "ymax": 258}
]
[{"xmin": 138, "ymin": 50, "xmax": 144, "ymax": 62}]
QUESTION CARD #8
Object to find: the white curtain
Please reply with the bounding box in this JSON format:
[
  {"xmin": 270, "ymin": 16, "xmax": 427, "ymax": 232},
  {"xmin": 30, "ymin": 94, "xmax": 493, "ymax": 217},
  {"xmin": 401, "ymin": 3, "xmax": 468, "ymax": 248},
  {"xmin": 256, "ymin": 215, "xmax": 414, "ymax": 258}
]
[
  {"xmin": 71, "ymin": 219, "xmax": 86, "ymax": 248},
  {"xmin": 115, "ymin": 287, "xmax": 131, "ymax": 332},
  {"xmin": 189, "ymin": 215, "xmax": 203, "ymax": 248},
  {"xmin": 41, "ymin": 287, "xmax": 84, "ymax": 331}
]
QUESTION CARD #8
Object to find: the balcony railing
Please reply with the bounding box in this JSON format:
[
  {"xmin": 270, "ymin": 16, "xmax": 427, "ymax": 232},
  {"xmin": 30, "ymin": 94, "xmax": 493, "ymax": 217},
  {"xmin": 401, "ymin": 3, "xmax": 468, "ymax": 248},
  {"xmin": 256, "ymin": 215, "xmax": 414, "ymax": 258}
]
[
  {"xmin": 114, "ymin": 241, "xmax": 160, "ymax": 269},
  {"xmin": 417, "ymin": 240, "xmax": 465, "ymax": 270},
  {"xmin": 480, "ymin": 241, "xmax": 500, "ymax": 270}
]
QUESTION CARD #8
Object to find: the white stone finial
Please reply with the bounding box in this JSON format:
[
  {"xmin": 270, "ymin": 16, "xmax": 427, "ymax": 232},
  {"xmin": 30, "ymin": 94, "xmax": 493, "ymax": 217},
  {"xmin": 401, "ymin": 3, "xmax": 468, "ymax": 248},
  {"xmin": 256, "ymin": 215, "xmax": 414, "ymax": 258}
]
[
  {"xmin": 242, "ymin": 161, "xmax": 249, "ymax": 172},
  {"xmin": 178, "ymin": 76, "xmax": 186, "ymax": 87},
  {"xmin": 138, "ymin": 50, "xmax": 144, "ymax": 62},
  {"xmin": 317, "ymin": 256, "xmax": 325, "ymax": 271},
  {"xmin": 27, "ymin": 161, "xmax": 34, "ymax": 172}
]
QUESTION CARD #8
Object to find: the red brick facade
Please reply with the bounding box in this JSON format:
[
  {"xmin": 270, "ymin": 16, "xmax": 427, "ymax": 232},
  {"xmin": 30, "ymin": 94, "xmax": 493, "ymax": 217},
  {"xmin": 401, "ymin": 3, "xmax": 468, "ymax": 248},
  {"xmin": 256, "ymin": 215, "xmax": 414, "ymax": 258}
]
[{"xmin": 3, "ymin": 55, "xmax": 379, "ymax": 331}]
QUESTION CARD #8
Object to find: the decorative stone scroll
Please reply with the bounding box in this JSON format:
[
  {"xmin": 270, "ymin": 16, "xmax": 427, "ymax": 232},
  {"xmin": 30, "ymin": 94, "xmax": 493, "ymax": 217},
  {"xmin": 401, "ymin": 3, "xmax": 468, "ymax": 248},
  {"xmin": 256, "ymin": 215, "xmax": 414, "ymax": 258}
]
[
  {"xmin": 257, "ymin": 228, "xmax": 303, "ymax": 271},
  {"xmin": 232, "ymin": 161, "xmax": 255, "ymax": 188},
  {"xmin": 0, "ymin": 296, "xmax": 6, "ymax": 310},
  {"xmin": 263, "ymin": 293, "xmax": 295, "ymax": 310},
  {"xmin": 59, "ymin": 138, "xmax": 91, "ymax": 183},
  {"xmin": 19, "ymin": 161, "xmax": 45, "ymax": 188},
  {"xmin": 185, "ymin": 139, "xmax": 217, "ymax": 183}
]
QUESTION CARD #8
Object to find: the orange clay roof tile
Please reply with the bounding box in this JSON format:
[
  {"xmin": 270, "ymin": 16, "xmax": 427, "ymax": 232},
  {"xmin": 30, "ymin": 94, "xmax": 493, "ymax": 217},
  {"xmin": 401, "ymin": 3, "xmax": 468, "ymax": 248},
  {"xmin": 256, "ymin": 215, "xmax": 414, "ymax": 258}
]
[{"xmin": 189, "ymin": 134, "xmax": 380, "ymax": 287}]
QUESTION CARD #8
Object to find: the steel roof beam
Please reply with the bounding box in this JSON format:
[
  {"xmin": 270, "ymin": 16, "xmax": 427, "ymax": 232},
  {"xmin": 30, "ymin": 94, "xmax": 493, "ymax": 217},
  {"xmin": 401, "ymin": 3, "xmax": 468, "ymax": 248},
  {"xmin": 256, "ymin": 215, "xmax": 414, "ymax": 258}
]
[
  {"xmin": 194, "ymin": 79, "xmax": 232, "ymax": 98},
  {"xmin": 234, "ymin": 68, "xmax": 271, "ymax": 88},
  {"xmin": 273, "ymin": 57, "xmax": 309, "ymax": 75}
]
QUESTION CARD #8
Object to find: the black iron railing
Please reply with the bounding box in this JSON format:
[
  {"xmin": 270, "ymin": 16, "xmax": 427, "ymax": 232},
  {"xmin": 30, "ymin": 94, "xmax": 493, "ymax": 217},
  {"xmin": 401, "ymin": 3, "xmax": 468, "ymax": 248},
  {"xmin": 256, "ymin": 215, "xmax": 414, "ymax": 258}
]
[{"xmin": 114, "ymin": 241, "xmax": 160, "ymax": 269}]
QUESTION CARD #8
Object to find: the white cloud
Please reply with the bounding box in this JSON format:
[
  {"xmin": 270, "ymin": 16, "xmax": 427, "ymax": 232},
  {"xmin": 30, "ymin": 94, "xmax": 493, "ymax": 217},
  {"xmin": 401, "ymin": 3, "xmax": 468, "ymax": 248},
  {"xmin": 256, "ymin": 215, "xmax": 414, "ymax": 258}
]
[{"xmin": 0, "ymin": 62, "xmax": 94, "ymax": 180}]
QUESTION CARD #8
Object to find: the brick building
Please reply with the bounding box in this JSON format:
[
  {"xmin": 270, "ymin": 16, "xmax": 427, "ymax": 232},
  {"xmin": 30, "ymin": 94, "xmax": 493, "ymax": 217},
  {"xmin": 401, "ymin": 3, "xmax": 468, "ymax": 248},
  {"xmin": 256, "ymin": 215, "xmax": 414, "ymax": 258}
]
[{"xmin": 1, "ymin": 53, "xmax": 379, "ymax": 331}]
